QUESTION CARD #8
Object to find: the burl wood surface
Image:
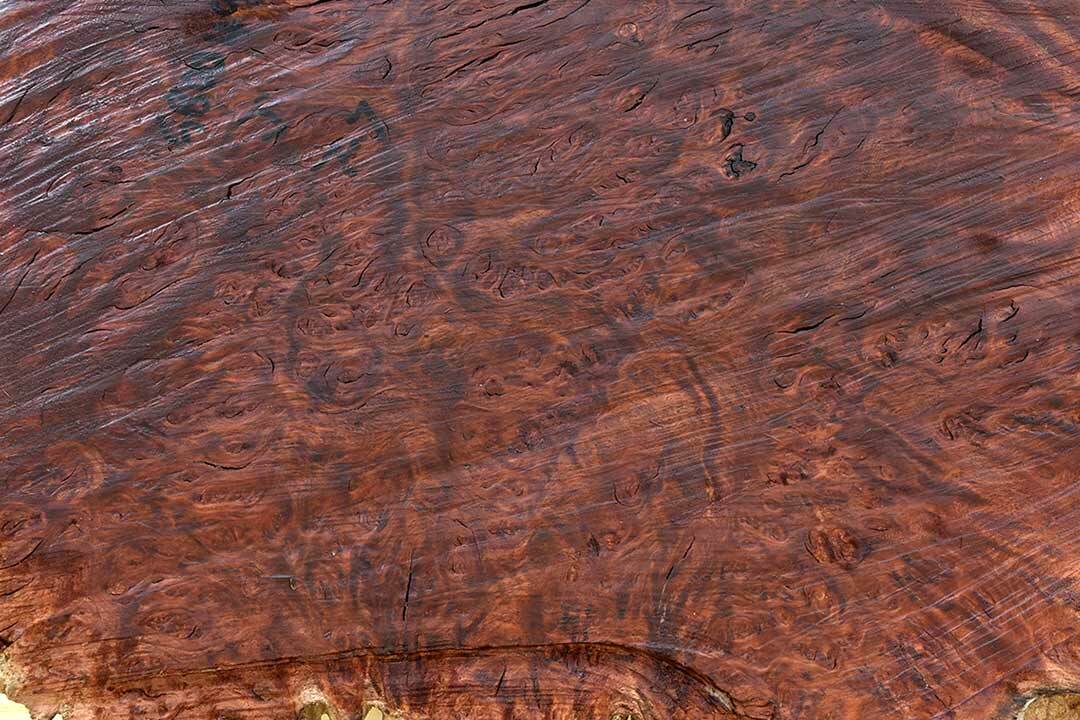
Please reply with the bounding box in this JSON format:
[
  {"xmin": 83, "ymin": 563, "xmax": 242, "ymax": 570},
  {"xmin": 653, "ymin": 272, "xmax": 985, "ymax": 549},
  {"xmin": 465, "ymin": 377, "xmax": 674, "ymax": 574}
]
[{"xmin": 1, "ymin": 0, "xmax": 1079, "ymax": 718}]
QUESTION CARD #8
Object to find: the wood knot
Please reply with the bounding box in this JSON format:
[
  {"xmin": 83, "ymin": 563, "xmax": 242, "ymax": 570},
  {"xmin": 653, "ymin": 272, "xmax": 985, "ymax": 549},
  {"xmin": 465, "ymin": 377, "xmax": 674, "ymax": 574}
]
[{"xmin": 805, "ymin": 526, "xmax": 866, "ymax": 568}]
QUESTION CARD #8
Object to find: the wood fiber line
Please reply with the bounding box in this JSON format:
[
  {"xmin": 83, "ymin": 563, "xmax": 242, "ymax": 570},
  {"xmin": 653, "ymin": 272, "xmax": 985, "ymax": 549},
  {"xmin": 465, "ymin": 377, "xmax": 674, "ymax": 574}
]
[{"xmin": 1, "ymin": 0, "xmax": 1080, "ymax": 718}]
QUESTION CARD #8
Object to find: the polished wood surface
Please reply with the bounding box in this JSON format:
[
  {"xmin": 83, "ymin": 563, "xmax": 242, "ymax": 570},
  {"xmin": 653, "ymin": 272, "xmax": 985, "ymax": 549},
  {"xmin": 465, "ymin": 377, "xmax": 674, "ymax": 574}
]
[{"xmin": 2, "ymin": 1, "xmax": 1079, "ymax": 718}]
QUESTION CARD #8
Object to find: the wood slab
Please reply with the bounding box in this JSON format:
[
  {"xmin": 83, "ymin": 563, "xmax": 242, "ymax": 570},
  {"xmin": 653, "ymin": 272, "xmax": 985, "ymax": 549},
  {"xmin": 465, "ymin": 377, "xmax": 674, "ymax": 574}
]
[{"xmin": 1, "ymin": 1, "xmax": 1079, "ymax": 718}]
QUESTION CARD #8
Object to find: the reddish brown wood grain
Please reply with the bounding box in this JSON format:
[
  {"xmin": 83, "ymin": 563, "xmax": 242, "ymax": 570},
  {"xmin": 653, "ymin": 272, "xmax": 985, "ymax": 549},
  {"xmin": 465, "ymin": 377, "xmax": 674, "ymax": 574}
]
[{"xmin": 1, "ymin": 1, "xmax": 1080, "ymax": 718}]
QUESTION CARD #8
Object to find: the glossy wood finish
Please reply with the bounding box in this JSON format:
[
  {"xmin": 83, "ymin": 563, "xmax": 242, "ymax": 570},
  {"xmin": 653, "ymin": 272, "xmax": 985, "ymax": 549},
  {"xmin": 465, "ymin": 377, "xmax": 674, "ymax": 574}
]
[{"xmin": 2, "ymin": 1, "xmax": 1079, "ymax": 718}]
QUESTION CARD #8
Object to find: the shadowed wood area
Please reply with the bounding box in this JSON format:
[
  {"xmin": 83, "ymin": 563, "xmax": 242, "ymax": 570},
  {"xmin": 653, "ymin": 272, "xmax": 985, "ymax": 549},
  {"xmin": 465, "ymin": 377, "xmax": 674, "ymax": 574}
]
[{"xmin": 1, "ymin": 0, "xmax": 1079, "ymax": 718}]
